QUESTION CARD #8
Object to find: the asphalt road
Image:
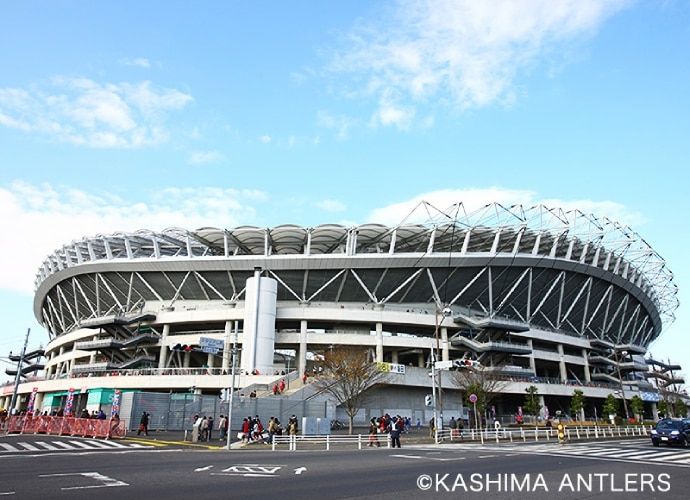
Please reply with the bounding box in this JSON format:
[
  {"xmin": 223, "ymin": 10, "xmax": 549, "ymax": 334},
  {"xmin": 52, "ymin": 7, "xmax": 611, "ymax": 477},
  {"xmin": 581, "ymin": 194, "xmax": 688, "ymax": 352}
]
[{"xmin": 1, "ymin": 435, "xmax": 689, "ymax": 499}]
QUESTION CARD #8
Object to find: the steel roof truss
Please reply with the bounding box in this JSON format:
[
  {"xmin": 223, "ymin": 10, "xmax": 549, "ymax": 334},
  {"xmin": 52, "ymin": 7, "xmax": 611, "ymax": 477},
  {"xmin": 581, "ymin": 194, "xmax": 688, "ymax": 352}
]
[
  {"xmin": 306, "ymin": 269, "xmax": 346, "ymax": 303},
  {"xmin": 134, "ymin": 272, "xmax": 165, "ymax": 302},
  {"xmin": 446, "ymin": 267, "xmax": 488, "ymax": 309},
  {"xmin": 494, "ymin": 268, "xmax": 531, "ymax": 314},
  {"xmin": 381, "ymin": 268, "xmax": 423, "ymax": 304},
  {"xmin": 55, "ymin": 284, "xmax": 79, "ymax": 328},
  {"xmin": 73, "ymin": 278, "xmax": 98, "ymax": 318},
  {"xmin": 96, "ymin": 272, "xmax": 124, "ymax": 313},
  {"xmin": 349, "ymin": 270, "xmax": 377, "ymax": 303},
  {"xmin": 267, "ymin": 270, "xmax": 302, "ymax": 303},
  {"xmin": 194, "ymin": 271, "xmax": 228, "ymax": 301},
  {"xmin": 583, "ymin": 285, "xmax": 613, "ymax": 338},
  {"xmin": 169, "ymin": 271, "xmax": 191, "ymax": 304},
  {"xmin": 529, "ymin": 271, "xmax": 564, "ymax": 323}
]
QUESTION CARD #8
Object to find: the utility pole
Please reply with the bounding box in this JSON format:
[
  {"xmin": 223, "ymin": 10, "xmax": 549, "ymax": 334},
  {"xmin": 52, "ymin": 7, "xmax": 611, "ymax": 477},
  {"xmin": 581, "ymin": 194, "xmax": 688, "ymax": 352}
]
[
  {"xmin": 9, "ymin": 329, "xmax": 31, "ymax": 415},
  {"xmin": 226, "ymin": 321, "xmax": 239, "ymax": 450}
]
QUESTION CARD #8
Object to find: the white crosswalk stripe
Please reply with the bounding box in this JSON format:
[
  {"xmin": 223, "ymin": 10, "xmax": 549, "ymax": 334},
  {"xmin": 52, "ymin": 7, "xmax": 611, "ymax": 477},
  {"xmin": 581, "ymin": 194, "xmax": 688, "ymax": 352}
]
[
  {"xmin": 500, "ymin": 443, "xmax": 690, "ymax": 467},
  {"xmin": 0, "ymin": 439, "xmax": 151, "ymax": 454},
  {"xmin": 405, "ymin": 441, "xmax": 690, "ymax": 467}
]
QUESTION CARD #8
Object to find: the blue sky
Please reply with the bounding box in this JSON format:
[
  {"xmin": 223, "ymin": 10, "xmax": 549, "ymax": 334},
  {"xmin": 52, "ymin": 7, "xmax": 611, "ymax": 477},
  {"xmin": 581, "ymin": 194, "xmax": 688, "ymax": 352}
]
[{"xmin": 0, "ymin": 1, "xmax": 688, "ymax": 380}]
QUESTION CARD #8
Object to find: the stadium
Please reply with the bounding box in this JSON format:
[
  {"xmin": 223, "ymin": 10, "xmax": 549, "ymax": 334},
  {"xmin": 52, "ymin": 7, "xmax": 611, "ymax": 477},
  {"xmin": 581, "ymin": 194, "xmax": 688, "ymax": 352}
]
[{"xmin": 1, "ymin": 202, "xmax": 683, "ymax": 430}]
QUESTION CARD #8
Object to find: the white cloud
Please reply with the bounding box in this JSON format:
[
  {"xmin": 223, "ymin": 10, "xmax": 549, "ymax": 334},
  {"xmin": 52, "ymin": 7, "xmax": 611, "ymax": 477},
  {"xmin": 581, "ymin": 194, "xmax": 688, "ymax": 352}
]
[
  {"xmin": 0, "ymin": 182, "xmax": 267, "ymax": 294},
  {"xmin": 327, "ymin": 0, "xmax": 632, "ymax": 127},
  {"xmin": 317, "ymin": 110, "xmax": 356, "ymax": 139},
  {"xmin": 0, "ymin": 77, "xmax": 192, "ymax": 148},
  {"xmin": 366, "ymin": 187, "xmax": 643, "ymax": 228},
  {"xmin": 315, "ymin": 199, "xmax": 347, "ymax": 212},
  {"xmin": 260, "ymin": 135, "xmax": 272, "ymax": 143},
  {"xmin": 119, "ymin": 57, "xmax": 152, "ymax": 68},
  {"xmin": 189, "ymin": 150, "xmax": 224, "ymax": 164}
]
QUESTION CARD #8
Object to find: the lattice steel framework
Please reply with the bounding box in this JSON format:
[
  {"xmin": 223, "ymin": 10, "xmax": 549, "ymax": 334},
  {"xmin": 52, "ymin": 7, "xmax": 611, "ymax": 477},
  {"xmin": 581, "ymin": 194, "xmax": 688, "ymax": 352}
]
[{"xmin": 34, "ymin": 202, "xmax": 678, "ymax": 348}]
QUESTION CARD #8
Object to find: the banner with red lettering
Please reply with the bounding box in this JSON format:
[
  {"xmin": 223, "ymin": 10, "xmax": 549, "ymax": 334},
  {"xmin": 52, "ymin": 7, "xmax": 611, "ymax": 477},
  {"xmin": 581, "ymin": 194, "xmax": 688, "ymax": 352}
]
[
  {"xmin": 64, "ymin": 388, "xmax": 75, "ymax": 416},
  {"xmin": 111, "ymin": 389, "xmax": 120, "ymax": 418},
  {"xmin": 27, "ymin": 387, "xmax": 38, "ymax": 413}
]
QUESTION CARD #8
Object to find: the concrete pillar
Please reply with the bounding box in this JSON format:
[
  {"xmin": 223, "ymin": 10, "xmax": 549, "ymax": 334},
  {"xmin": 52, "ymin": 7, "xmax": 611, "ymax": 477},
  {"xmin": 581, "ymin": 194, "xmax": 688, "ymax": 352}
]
[
  {"xmin": 539, "ymin": 395, "xmax": 546, "ymax": 420},
  {"xmin": 89, "ymin": 333, "xmax": 98, "ymax": 364},
  {"xmin": 299, "ymin": 320, "xmax": 308, "ymax": 376},
  {"xmin": 527, "ymin": 339, "xmax": 536, "ymax": 372},
  {"xmin": 582, "ymin": 348, "xmax": 591, "ymax": 382},
  {"xmin": 222, "ymin": 321, "xmax": 232, "ymax": 371},
  {"xmin": 375, "ymin": 322, "xmax": 383, "ymax": 362},
  {"xmin": 557, "ymin": 344, "xmax": 567, "ymax": 381},
  {"xmin": 441, "ymin": 326, "xmax": 449, "ymax": 362},
  {"xmin": 417, "ymin": 351, "xmax": 425, "ymax": 368},
  {"xmin": 391, "ymin": 350, "xmax": 398, "ymax": 364},
  {"xmin": 158, "ymin": 324, "xmax": 170, "ymax": 369}
]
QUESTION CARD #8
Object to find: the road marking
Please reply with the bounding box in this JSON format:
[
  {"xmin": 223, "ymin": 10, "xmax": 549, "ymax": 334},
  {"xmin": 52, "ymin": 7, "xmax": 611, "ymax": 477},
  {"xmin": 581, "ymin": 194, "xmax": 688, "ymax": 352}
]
[
  {"xmin": 40, "ymin": 471, "xmax": 128, "ymax": 490},
  {"xmin": 294, "ymin": 467, "xmax": 307, "ymax": 474}
]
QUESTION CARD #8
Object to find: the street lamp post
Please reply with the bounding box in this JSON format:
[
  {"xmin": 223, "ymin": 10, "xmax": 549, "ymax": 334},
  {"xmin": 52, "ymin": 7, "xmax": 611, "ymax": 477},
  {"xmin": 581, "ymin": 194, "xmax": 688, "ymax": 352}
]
[
  {"xmin": 614, "ymin": 348, "xmax": 630, "ymax": 421},
  {"xmin": 433, "ymin": 306, "xmax": 452, "ymax": 439}
]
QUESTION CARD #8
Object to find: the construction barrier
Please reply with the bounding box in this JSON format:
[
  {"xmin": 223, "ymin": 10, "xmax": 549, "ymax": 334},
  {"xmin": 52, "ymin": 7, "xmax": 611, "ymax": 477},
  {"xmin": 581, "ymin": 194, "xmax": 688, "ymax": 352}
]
[{"xmin": 5, "ymin": 415, "xmax": 126, "ymax": 439}]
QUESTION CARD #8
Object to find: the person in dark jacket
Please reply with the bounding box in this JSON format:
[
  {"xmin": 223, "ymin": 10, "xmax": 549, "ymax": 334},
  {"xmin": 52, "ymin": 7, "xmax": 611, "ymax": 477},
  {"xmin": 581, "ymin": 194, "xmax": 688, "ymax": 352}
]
[{"xmin": 137, "ymin": 411, "xmax": 150, "ymax": 436}]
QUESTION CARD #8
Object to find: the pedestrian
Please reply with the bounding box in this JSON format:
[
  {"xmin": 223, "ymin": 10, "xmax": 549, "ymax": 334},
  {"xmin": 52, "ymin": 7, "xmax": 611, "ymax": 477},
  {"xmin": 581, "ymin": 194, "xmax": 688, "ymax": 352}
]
[
  {"xmin": 429, "ymin": 417, "xmax": 435, "ymax": 438},
  {"xmin": 389, "ymin": 416, "xmax": 403, "ymax": 448},
  {"xmin": 199, "ymin": 416, "xmax": 209, "ymax": 441},
  {"xmin": 252, "ymin": 418, "xmax": 264, "ymax": 442},
  {"xmin": 449, "ymin": 416, "xmax": 457, "ymax": 437},
  {"xmin": 416, "ymin": 418, "xmax": 421, "ymax": 430},
  {"xmin": 218, "ymin": 415, "xmax": 227, "ymax": 441},
  {"xmin": 207, "ymin": 416, "xmax": 214, "ymax": 441},
  {"xmin": 267, "ymin": 416, "xmax": 277, "ymax": 444},
  {"xmin": 241, "ymin": 418, "xmax": 250, "ymax": 443},
  {"xmin": 288, "ymin": 415, "xmax": 298, "ymax": 436},
  {"xmin": 279, "ymin": 379, "xmax": 286, "ymax": 393},
  {"xmin": 138, "ymin": 411, "xmax": 150, "ymax": 436},
  {"xmin": 368, "ymin": 418, "xmax": 380, "ymax": 447}
]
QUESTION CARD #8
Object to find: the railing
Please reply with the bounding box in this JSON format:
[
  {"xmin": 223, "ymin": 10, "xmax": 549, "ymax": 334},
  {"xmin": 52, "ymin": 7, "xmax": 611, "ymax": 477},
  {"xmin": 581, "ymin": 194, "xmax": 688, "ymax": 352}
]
[
  {"xmin": 271, "ymin": 433, "xmax": 392, "ymax": 451},
  {"xmin": 5, "ymin": 415, "xmax": 126, "ymax": 439},
  {"xmin": 435, "ymin": 424, "xmax": 650, "ymax": 443}
]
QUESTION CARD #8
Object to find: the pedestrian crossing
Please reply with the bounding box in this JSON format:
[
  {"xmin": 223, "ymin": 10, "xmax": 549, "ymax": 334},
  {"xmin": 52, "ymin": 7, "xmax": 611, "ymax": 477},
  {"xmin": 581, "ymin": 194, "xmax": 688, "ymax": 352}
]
[
  {"xmin": 521, "ymin": 443, "xmax": 690, "ymax": 467},
  {"xmin": 407, "ymin": 441, "xmax": 690, "ymax": 468},
  {"xmin": 0, "ymin": 438, "xmax": 151, "ymax": 454}
]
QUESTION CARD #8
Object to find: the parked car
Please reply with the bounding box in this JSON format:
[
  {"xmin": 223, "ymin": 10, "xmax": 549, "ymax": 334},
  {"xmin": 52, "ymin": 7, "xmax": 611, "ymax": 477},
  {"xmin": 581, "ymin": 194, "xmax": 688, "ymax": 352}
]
[{"xmin": 650, "ymin": 418, "xmax": 690, "ymax": 447}]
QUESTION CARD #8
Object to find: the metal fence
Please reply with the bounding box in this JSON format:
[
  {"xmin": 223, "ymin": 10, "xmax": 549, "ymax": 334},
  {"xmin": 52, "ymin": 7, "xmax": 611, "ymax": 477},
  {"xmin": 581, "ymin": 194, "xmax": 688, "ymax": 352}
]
[{"xmin": 128, "ymin": 392, "xmax": 327, "ymax": 433}]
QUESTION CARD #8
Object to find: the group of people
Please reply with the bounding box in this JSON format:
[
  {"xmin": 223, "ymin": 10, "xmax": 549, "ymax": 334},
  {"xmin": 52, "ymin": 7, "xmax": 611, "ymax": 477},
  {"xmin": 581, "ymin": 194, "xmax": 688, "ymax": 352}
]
[
  {"xmin": 368, "ymin": 414, "xmax": 406, "ymax": 448},
  {"xmin": 79, "ymin": 408, "xmax": 108, "ymax": 420},
  {"xmin": 271, "ymin": 379, "xmax": 287, "ymax": 395},
  {"xmin": 239, "ymin": 414, "xmax": 299, "ymax": 444}
]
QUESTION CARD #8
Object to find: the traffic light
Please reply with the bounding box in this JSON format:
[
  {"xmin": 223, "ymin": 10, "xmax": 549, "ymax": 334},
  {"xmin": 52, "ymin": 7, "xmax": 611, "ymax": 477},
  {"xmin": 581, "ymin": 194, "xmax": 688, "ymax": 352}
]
[
  {"xmin": 424, "ymin": 394, "xmax": 433, "ymax": 406},
  {"xmin": 170, "ymin": 344, "xmax": 195, "ymax": 352},
  {"xmin": 219, "ymin": 388, "xmax": 229, "ymax": 401}
]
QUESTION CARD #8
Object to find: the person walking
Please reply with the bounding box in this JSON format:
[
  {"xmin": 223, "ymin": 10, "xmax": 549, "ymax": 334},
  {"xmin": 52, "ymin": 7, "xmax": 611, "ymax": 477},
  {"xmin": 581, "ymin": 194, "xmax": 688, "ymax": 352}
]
[
  {"xmin": 137, "ymin": 411, "xmax": 149, "ymax": 436},
  {"xmin": 368, "ymin": 418, "xmax": 380, "ymax": 447},
  {"xmin": 218, "ymin": 415, "xmax": 227, "ymax": 441},
  {"xmin": 389, "ymin": 416, "xmax": 403, "ymax": 448}
]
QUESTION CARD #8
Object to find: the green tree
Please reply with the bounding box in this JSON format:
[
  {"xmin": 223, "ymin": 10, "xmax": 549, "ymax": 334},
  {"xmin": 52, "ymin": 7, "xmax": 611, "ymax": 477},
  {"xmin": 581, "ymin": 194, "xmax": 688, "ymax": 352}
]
[
  {"xmin": 675, "ymin": 399, "xmax": 688, "ymax": 418},
  {"xmin": 658, "ymin": 399, "xmax": 669, "ymax": 418},
  {"xmin": 629, "ymin": 395, "xmax": 645, "ymax": 421},
  {"xmin": 523, "ymin": 385, "xmax": 541, "ymax": 424},
  {"xmin": 570, "ymin": 389, "xmax": 586, "ymax": 421},
  {"xmin": 603, "ymin": 393, "xmax": 619, "ymax": 422}
]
